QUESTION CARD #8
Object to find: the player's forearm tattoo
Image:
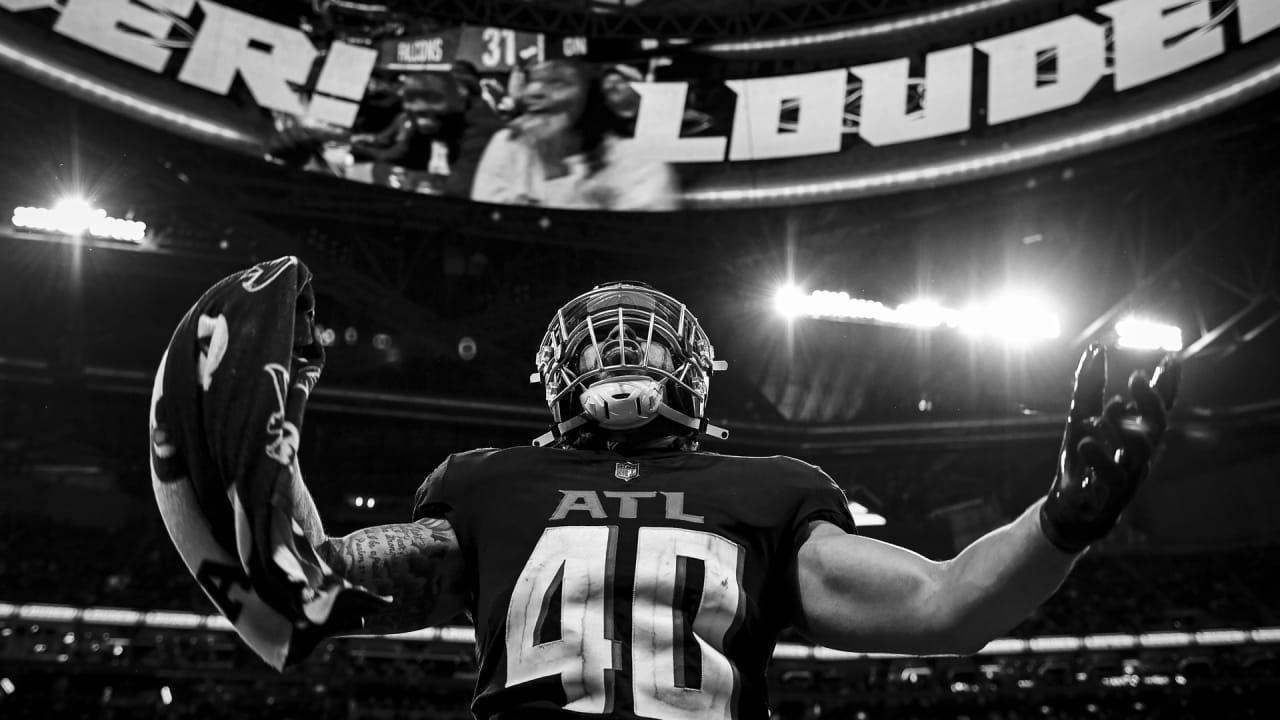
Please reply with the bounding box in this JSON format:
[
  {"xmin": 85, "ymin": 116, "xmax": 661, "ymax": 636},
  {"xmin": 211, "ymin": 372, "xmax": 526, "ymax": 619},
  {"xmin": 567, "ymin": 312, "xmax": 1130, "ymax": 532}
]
[{"xmin": 320, "ymin": 518, "xmax": 463, "ymax": 632}]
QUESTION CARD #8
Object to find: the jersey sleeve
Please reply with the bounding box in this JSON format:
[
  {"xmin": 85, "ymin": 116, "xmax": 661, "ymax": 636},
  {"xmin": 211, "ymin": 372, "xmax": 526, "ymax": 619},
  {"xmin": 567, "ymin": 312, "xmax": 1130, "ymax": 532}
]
[
  {"xmin": 789, "ymin": 463, "xmax": 858, "ymax": 539},
  {"xmin": 411, "ymin": 455, "xmax": 456, "ymax": 521}
]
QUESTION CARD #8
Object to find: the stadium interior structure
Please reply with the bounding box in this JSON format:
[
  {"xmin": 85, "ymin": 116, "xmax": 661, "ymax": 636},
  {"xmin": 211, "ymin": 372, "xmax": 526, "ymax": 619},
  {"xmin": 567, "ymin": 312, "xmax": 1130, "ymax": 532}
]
[{"xmin": 2, "ymin": 0, "xmax": 1280, "ymax": 718}]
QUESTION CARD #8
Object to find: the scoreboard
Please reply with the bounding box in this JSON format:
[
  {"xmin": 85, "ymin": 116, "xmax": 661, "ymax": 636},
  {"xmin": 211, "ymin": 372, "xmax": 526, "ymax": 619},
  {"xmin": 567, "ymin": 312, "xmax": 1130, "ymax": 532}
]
[{"xmin": 379, "ymin": 26, "xmax": 586, "ymax": 72}]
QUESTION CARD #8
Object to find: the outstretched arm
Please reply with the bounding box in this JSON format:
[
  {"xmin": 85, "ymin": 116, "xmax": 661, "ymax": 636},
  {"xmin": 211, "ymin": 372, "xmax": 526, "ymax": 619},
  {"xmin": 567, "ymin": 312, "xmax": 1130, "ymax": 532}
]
[
  {"xmin": 319, "ymin": 519, "xmax": 467, "ymax": 635},
  {"xmin": 793, "ymin": 502, "xmax": 1074, "ymax": 655},
  {"xmin": 793, "ymin": 346, "xmax": 1179, "ymax": 655}
]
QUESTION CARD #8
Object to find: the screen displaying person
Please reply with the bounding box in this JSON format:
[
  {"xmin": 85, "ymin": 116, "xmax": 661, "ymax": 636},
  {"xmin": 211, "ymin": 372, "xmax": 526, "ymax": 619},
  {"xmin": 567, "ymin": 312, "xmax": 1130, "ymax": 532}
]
[
  {"xmin": 471, "ymin": 60, "xmax": 679, "ymax": 211},
  {"xmin": 600, "ymin": 64, "xmax": 643, "ymax": 138},
  {"xmin": 349, "ymin": 73, "xmax": 461, "ymax": 193},
  {"xmin": 444, "ymin": 60, "xmax": 505, "ymax": 198}
]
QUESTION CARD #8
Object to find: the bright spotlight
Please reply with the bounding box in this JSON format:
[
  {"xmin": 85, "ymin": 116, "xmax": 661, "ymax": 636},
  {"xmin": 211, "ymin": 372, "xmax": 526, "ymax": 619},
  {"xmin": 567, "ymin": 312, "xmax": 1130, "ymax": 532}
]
[
  {"xmin": 160, "ymin": 686, "xmax": 173, "ymax": 705},
  {"xmin": 774, "ymin": 284, "xmax": 808, "ymax": 318},
  {"xmin": 367, "ymin": 497, "xmax": 376, "ymax": 509},
  {"xmin": 12, "ymin": 198, "xmax": 147, "ymax": 243},
  {"xmin": 958, "ymin": 292, "xmax": 1060, "ymax": 345},
  {"xmin": 896, "ymin": 299, "xmax": 953, "ymax": 328},
  {"xmin": 354, "ymin": 496, "xmax": 364, "ymax": 508},
  {"xmin": 777, "ymin": 285, "xmax": 1058, "ymax": 346},
  {"xmin": 52, "ymin": 196, "xmax": 95, "ymax": 227},
  {"xmin": 775, "ymin": 287, "xmax": 955, "ymax": 327},
  {"xmin": 0, "ymin": 677, "xmax": 14, "ymax": 695},
  {"xmin": 1115, "ymin": 317, "xmax": 1183, "ymax": 352}
]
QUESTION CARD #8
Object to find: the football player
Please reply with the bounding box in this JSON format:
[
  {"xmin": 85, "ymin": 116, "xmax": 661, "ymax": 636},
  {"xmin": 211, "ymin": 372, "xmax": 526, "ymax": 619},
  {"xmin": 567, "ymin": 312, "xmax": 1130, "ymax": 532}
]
[{"xmin": 300, "ymin": 282, "xmax": 1178, "ymax": 720}]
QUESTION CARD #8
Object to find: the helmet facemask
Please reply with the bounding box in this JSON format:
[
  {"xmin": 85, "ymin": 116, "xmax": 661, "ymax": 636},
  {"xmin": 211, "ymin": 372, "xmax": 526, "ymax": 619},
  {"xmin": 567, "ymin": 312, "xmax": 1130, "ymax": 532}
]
[{"xmin": 531, "ymin": 283, "xmax": 728, "ymax": 448}]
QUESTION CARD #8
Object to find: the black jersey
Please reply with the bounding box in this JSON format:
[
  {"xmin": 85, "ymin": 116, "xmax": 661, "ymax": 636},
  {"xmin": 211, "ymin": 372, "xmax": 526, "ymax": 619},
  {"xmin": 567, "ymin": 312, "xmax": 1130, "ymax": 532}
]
[{"xmin": 412, "ymin": 446, "xmax": 856, "ymax": 720}]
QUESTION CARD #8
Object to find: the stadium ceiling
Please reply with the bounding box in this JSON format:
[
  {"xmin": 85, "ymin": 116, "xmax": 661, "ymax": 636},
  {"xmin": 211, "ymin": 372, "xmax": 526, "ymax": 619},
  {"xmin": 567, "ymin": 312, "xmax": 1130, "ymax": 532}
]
[
  {"xmin": 1, "ymin": 68, "xmax": 1279, "ymax": 449},
  {"xmin": 3, "ymin": 72, "xmax": 1280, "ymax": 541},
  {"xmin": 399, "ymin": 0, "xmax": 969, "ymax": 39}
]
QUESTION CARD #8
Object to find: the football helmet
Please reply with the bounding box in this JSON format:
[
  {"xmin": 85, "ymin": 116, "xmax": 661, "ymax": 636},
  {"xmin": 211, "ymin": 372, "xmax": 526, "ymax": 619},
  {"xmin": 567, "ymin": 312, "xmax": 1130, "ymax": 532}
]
[{"xmin": 531, "ymin": 282, "xmax": 728, "ymax": 447}]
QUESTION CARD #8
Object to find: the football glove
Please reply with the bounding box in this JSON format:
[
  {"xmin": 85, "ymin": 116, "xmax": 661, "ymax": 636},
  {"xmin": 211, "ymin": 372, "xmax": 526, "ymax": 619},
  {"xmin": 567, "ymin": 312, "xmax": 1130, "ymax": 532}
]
[{"xmin": 1039, "ymin": 344, "xmax": 1180, "ymax": 553}]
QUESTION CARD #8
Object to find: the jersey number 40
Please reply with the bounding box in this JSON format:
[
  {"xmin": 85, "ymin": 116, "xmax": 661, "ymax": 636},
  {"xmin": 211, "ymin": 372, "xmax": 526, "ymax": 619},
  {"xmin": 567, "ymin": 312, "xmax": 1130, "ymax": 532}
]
[{"xmin": 505, "ymin": 525, "xmax": 745, "ymax": 720}]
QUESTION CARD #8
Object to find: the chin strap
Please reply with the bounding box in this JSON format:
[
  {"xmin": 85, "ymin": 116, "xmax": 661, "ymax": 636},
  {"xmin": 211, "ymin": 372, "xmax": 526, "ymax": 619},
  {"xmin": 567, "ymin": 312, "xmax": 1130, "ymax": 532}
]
[
  {"xmin": 531, "ymin": 405, "xmax": 729, "ymax": 447},
  {"xmin": 531, "ymin": 415, "xmax": 590, "ymax": 448},
  {"xmin": 656, "ymin": 404, "xmax": 730, "ymax": 440}
]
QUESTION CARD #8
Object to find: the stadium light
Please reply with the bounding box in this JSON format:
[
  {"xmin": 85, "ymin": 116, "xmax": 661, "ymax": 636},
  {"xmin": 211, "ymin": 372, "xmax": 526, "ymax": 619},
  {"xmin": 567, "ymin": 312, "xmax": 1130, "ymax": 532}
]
[
  {"xmin": 11, "ymin": 198, "xmax": 147, "ymax": 243},
  {"xmin": 52, "ymin": 197, "xmax": 96, "ymax": 227},
  {"xmin": 848, "ymin": 501, "xmax": 887, "ymax": 527},
  {"xmin": 1115, "ymin": 316, "xmax": 1183, "ymax": 352},
  {"xmin": 773, "ymin": 284, "xmax": 808, "ymax": 318},
  {"xmin": 775, "ymin": 287, "xmax": 958, "ymax": 328},
  {"xmin": 776, "ymin": 285, "xmax": 1060, "ymax": 345},
  {"xmin": 895, "ymin": 300, "xmax": 953, "ymax": 328},
  {"xmin": 956, "ymin": 291, "xmax": 1061, "ymax": 345}
]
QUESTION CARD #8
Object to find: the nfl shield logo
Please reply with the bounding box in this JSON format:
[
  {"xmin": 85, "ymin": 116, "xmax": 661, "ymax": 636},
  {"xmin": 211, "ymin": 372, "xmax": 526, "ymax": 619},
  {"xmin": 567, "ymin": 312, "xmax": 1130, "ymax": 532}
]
[{"xmin": 614, "ymin": 461, "xmax": 639, "ymax": 482}]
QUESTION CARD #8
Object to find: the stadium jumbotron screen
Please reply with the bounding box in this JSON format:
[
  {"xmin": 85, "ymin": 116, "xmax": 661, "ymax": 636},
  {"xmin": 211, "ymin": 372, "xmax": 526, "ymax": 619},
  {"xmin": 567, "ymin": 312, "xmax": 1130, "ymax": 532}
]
[{"xmin": 2, "ymin": 0, "xmax": 1278, "ymax": 210}]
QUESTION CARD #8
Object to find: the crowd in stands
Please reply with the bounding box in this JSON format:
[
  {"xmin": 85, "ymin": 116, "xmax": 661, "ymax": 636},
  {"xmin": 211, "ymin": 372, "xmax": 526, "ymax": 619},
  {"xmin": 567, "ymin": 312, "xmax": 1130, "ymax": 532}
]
[
  {"xmin": 1013, "ymin": 547, "xmax": 1277, "ymax": 636},
  {"xmin": 0, "ymin": 514, "xmax": 213, "ymax": 615},
  {"xmin": 3, "ymin": 514, "xmax": 1275, "ymax": 636},
  {"xmin": 3, "ymin": 511, "xmax": 1278, "ymax": 718},
  {"xmin": 2, "ymin": 627, "xmax": 1277, "ymax": 719},
  {"xmin": 3, "ymin": 683, "xmax": 1276, "ymax": 719}
]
